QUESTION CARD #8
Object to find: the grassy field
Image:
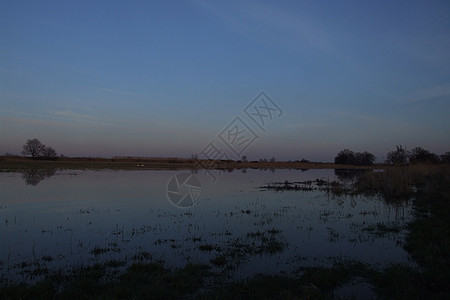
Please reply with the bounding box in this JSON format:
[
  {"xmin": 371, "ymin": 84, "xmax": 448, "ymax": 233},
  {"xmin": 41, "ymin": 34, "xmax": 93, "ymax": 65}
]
[{"xmin": 1, "ymin": 163, "xmax": 449, "ymax": 299}]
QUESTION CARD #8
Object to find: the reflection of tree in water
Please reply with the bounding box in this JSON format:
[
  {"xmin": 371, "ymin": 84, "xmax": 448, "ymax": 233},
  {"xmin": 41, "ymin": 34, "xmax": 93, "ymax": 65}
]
[
  {"xmin": 335, "ymin": 169, "xmax": 368, "ymax": 182},
  {"xmin": 21, "ymin": 169, "xmax": 56, "ymax": 186},
  {"xmin": 334, "ymin": 169, "xmax": 369, "ymax": 193}
]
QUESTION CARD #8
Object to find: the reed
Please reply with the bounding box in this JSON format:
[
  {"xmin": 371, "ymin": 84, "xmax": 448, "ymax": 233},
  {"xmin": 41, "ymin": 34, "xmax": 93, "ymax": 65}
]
[{"xmin": 355, "ymin": 164, "xmax": 447, "ymax": 201}]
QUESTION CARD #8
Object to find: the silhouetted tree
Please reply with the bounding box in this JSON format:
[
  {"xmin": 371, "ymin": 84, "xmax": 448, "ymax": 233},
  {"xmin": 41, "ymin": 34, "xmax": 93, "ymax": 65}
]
[
  {"xmin": 335, "ymin": 149, "xmax": 355, "ymax": 165},
  {"xmin": 21, "ymin": 138, "xmax": 58, "ymax": 159},
  {"xmin": 335, "ymin": 149, "xmax": 375, "ymax": 166},
  {"xmin": 241, "ymin": 156, "xmax": 248, "ymax": 162},
  {"xmin": 42, "ymin": 146, "xmax": 57, "ymax": 159},
  {"xmin": 409, "ymin": 147, "xmax": 440, "ymax": 164},
  {"xmin": 386, "ymin": 145, "xmax": 409, "ymax": 165},
  {"xmin": 22, "ymin": 139, "xmax": 45, "ymax": 158},
  {"xmin": 441, "ymin": 152, "xmax": 450, "ymax": 164},
  {"xmin": 355, "ymin": 151, "xmax": 375, "ymax": 166}
]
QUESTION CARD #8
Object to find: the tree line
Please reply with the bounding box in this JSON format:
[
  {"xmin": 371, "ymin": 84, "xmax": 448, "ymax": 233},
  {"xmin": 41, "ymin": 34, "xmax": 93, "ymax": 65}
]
[
  {"xmin": 16, "ymin": 138, "xmax": 450, "ymax": 165},
  {"xmin": 335, "ymin": 145, "xmax": 450, "ymax": 166},
  {"xmin": 386, "ymin": 145, "xmax": 448, "ymax": 165}
]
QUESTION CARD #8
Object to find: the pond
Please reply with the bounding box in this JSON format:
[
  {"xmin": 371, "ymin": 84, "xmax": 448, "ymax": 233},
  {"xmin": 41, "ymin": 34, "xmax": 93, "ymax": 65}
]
[{"xmin": 0, "ymin": 169, "xmax": 414, "ymax": 284}]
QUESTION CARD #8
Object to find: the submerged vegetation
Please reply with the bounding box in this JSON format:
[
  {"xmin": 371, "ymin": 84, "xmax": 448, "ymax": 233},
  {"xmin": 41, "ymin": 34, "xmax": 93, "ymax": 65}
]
[
  {"xmin": 1, "ymin": 164, "xmax": 449, "ymax": 299},
  {"xmin": 1, "ymin": 261, "xmax": 210, "ymax": 299},
  {"xmin": 263, "ymin": 164, "xmax": 450, "ymax": 298}
]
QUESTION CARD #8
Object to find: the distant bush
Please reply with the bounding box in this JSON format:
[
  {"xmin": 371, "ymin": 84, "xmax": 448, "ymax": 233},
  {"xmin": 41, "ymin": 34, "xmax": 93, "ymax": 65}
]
[
  {"xmin": 441, "ymin": 152, "xmax": 450, "ymax": 164},
  {"xmin": 334, "ymin": 149, "xmax": 375, "ymax": 166},
  {"xmin": 3, "ymin": 153, "xmax": 19, "ymax": 157},
  {"xmin": 409, "ymin": 147, "xmax": 440, "ymax": 164},
  {"xmin": 386, "ymin": 146, "xmax": 441, "ymax": 165}
]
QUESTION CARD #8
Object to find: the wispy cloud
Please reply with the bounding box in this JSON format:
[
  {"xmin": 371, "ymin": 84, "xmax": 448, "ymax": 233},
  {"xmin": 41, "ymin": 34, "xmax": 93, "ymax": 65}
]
[
  {"xmin": 98, "ymin": 88, "xmax": 137, "ymax": 96},
  {"xmin": 47, "ymin": 109, "xmax": 94, "ymax": 121},
  {"xmin": 0, "ymin": 109, "xmax": 51, "ymax": 120},
  {"xmin": 398, "ymin": 84, "xmax": 450, "ymax": 104},
  {"xmin": 0, "ymin": 108, "xmax": 179, "ymax": 135},
  {"xmin": 285, "ymin": 122, "xmax": 327, "ymax": 129},
  {"xmin": 192, "ymin": 0, "xmax": 335, "ymax": 53},
  {"xmin": 332, "ymin": 110, "xmax": 419, "ymax": 131},
  {"xmin": 0, "ymin": 115, "xmax": 93, "ymax": 129},
  {"xmin": 1, "ymin": 108, "xmax": 110, "ymax": 127}
]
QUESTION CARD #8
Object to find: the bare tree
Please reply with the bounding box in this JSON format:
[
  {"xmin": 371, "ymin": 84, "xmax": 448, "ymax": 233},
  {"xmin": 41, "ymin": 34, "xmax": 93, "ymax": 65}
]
[
  {"xmin": 22, "ymin": 138, "xmax": 45, "ymax": 158},
  {"xmin": 21, "ymin": 138, "xmax": 58, "ymax": 159},
  {"xmin": 386, "ymin": 145, "xmax": 409, "ymax": 165},
  {"xmin": 441, "ymin": 152, "xmax": 450, "ymax": 164},
  {"xmin": 42, "ymin": 146, "xmax": 57, "ymax": 158},
  {"xmin": 409, "ymin": 147, "xmax": 440, "ymax": 164}
]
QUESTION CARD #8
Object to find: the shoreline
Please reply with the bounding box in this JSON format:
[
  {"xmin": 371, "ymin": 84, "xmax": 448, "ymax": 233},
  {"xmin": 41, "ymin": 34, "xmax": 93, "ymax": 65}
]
[{"xmin": 0, "ymin": 156, "xmax": 378, "ymax": 171}]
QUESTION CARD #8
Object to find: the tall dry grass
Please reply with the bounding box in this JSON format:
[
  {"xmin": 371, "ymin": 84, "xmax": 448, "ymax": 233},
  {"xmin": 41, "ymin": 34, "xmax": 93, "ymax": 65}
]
[{"xmin": 355, "ymin": 164, "xmax": 448, "ymax": 200}]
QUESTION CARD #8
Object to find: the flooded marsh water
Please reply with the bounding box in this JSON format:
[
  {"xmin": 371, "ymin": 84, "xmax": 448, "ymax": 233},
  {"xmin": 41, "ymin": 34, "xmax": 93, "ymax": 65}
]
[{"xmin": 0, "ymin": 169, "xmax": 414, "ymax": 284}]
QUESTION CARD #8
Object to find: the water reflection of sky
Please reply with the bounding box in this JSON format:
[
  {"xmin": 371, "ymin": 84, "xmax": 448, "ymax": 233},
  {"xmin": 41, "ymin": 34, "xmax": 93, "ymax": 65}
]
[{"xmin": 0, "ymin": 169, "xmax": 414, "ymax": 282}]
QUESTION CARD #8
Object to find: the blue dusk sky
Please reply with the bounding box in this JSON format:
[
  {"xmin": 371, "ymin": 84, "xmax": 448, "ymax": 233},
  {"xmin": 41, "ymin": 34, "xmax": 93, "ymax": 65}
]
[{"xmin": 1, "ymin": 1, "xmax": 449, "ymax": 162}]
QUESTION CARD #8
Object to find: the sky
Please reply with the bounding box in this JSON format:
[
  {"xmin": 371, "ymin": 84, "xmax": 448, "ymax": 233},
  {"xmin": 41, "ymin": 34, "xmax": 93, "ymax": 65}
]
[{"xmin": 1, "ymin": 0, "xmax": 449, "ymax": 162}]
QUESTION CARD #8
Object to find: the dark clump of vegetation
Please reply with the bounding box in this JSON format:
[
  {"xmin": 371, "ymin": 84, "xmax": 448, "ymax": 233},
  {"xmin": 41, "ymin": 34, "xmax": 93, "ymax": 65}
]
[
  {"xmin": 334, "ymin": 149, "xmax": 375, "ymax": 166},
  {"xmin": 299, "ymin": 261, "xmax": 372, "ymax": 292},
  {"xmin": 261, "ymin": 163, "xmax": 450, "ymax": 298},
  {"xmin": 334, "ymin": 145, "xmax": 447, "ymax": 167},
  {"xmin": 198, "ymin": 274, "xmax": 322, "ymax": 299},
  {"xmin": 354, "ymin": 164, "xmax": 450, "ymax": 298},
  {"xmin": 371, "ymin": 264, "xmax": 421, "ymax": 299},
  {"xmin": 229, "ymin": 229, "xmax": 287, "ymax": 259},
  {"xmin": 409, "ymin": 147, "xmax": 441, "ymax": 164},
  {"xmin": 362, "ymin": 222, "xmax": 402, "ymax": 236},
  {"xmin": 262, "ymin": 179, "xmax": 318, "ymax": 191},
  {"xmin": 403, "ymin": 166, "xmax": 450, "ymax": 298},
  {"xmin": 0, "ymin": 262, "xmax": 211, "ymax": 300},
  {"xmin": 262, "ymin": 179, "xmax": 355, "ymax": 196},
  {"xmin": 354, "ymin": 164, "xmax": 443, "ymax": 200},
  {"xmin": 198, "ymin": 244, "xmax": 214, "ymax": 251},
  {"xmin": 210, "ymin": 254, "xmax": 227, "ymax": 267},
  {"xmin": 91, "ymin": 246, "xmax": 110, "ymax": 255},
  {"xmin": 386, "ymin": 145, "xmax": 443, "ymax": 166},
  {"xmin": 200, "ymin": 261, "xmax": 408, "ymax": 299}
]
